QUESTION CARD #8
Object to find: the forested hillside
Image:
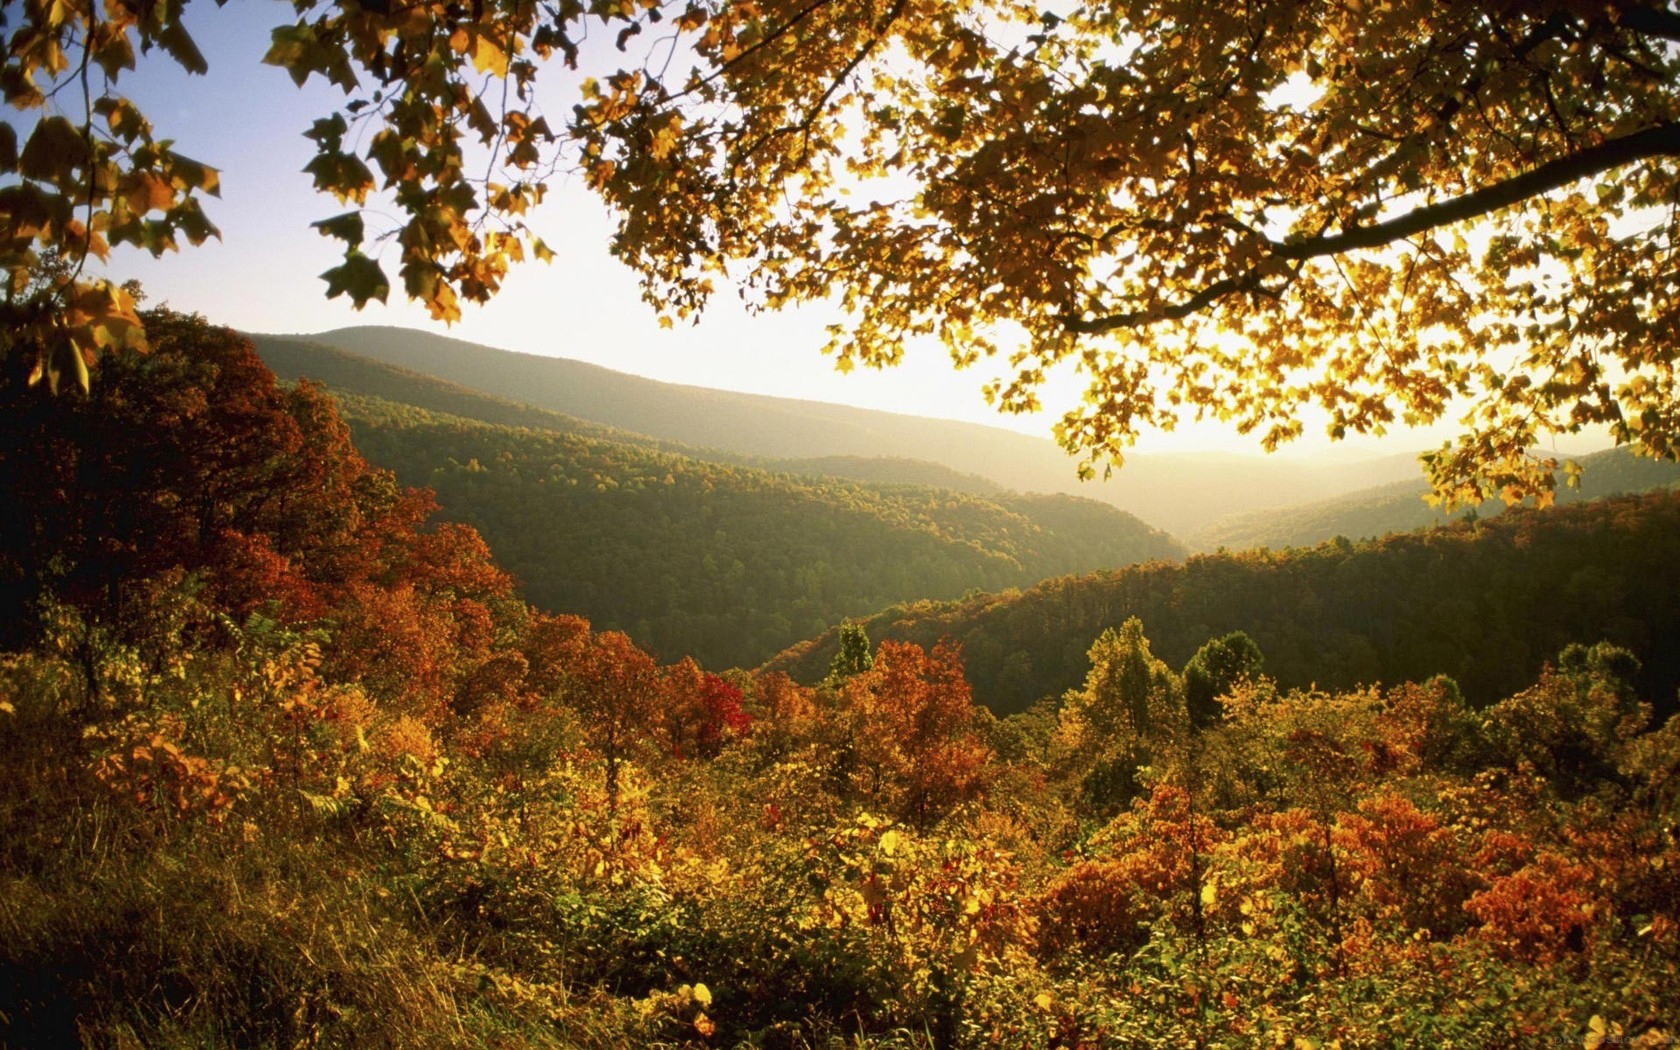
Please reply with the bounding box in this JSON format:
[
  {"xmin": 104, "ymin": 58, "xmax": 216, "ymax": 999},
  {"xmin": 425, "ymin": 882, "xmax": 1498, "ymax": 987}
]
[
  {"xmin": 251, "ymin": 333, "xmax": 685, "ymax": 452},
  {"xmin": 763, "ymin": 456, "xmax": 1005, "ymax": 495},
  {"xmin": 1193, "ymin": 446, "xmax": 1680, "ymax": 551},
  {"xmin": 255, "ymin": 334, "xmax": 1011, "ymax": 499},
  {"xmin": 770, "ymin": 493, "xmax": 1680, "ymax": 716},
  {"xmin": 275, "ymin": 326, "xmax": 1433, "ymax": 535},
  {"xmin": 337, "ymin": 395, "xmax": 1182, "ymax": 668},
  {"xmin": 4, "ymin": 314, "xmax": 1675, "ymax": 1048}
]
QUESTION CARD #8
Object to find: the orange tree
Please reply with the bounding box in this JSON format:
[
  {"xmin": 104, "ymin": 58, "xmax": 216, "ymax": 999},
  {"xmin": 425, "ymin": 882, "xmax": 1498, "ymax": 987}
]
[{"xmin": 6, "ymin": 1, "xmax": 1680, "ymax": 499}]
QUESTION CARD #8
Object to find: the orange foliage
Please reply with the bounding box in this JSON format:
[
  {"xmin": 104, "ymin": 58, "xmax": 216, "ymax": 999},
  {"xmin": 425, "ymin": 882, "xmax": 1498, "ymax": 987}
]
[
  {"xmin": 842, "ymin": 640, "xmax": 993, "ymax": 825},
  {"xmin": 1466, "ymin": 852, "xmax": 1600, "ymax": 963}
]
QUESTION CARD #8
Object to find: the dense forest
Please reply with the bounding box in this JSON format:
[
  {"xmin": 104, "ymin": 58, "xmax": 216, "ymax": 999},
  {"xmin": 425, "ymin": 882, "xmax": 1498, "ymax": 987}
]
[
  {"xmin": 769, "ymin": 496, "xmax": 1680, "ymax": 717},
  {"xmin": 334, "ymin": 393, "xmax": 1181, "ymax": 668},
  {"xmin": 2, "ymin": 314, "xmax": 1676, "ymax": 1048},
  {"xmin": 1192, "ymin": 446, "xmax": 1680, "ymax": 551},
  {"xmin": 255, "ymin": 333, "xmax": 1182, "ymax": 668}
]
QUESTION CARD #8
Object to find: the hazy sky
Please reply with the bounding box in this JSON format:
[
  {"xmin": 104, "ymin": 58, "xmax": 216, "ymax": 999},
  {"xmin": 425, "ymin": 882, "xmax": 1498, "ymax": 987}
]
[{"xmin": 86, "ymin": 3, "xmax": 1586, "ymax": 462}]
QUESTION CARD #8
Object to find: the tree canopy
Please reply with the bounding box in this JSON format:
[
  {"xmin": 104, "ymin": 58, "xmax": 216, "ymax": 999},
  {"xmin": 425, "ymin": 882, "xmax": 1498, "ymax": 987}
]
[{"xmin": 5, "ymin": 0, "xmax": 1680, "ymax": 499}]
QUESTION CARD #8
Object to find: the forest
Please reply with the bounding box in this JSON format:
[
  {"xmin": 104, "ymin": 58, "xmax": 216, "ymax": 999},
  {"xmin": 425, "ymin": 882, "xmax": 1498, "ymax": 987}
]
[
  {"xmin": 6, "ymin": 0, "xmax": 1680, "ymax": 1046},
  {"xmin": 336, "ymin": 393, "xmax": 1180, "ymax": 669},
  {"xmin": 1, "ymin": 312, "xmax": 1677, "ymax": 1049},
  {"xmin": 1190, "ymin": 447, "xmax": 1680, "ymax": 552},
  {"xmin": 769, "ymin": 495, "xmax": 1680, "ymax": 717}
]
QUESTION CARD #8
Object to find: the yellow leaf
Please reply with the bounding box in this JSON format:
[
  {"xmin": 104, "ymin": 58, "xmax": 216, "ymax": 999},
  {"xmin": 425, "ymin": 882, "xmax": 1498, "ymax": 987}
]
[
  {"xmin": 472, "ymin": 35, "xmax": 509, "ymax": 78},
  {"xmin": 124, "ymin": 171, "xmax": 173, "ymax": 214},
  {"xmin": 692, "ymin": 982, "xmax": 712, "ymax": 1007},
  {"xmin": 1585, "ymin": 1015, "xmax": 1620, "ymax": 1050},
  {"xmin": 1033, "ymin": 992, "xmax": 1053, "ymax": 1011},
  {"xmin": 879, "ymin": 829, "xmax": 902, "ymax": 856}
]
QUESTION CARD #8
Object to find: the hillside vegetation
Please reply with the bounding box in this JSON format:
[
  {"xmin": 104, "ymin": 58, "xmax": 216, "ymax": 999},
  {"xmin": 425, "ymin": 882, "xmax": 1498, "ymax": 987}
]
[
  {"xmin": 3, "ymin": 313, "xmax": 1675, "ymax": 1048},
  {"xmin": 336, "ymin": 395, "xmax": 1183, "ymax": 669},
  {"xmin": 762, "ymin": 455, "xmax": 1006, "ymax": 495},
  {"xmin": 256, "ymin": 333, "xmax": 1182, "ymax": 668},
  {"xmin": 1192, "ymin": 446, "xmax": 1680, "ymax": 551},
  {"xmin": 254, "ymin": 334, "xmax": 1011, "ymax": 499},
  {"xmin": 769, "ymin": 494, "xmax": 1680, "ymax": 716},
  {"xmin": 251, "ymin": 333, "xmax": 687, "ymax": 452},
  {"xmin": 273, "ymin": 326, "xmax": 1437, "ymax": 536}
]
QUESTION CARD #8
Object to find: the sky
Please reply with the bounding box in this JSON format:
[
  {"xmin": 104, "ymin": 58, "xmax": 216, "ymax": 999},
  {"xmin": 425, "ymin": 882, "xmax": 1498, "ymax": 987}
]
[{"xmin": 83, "ymin": 2, "xmax": 1597, "ymax": 462}]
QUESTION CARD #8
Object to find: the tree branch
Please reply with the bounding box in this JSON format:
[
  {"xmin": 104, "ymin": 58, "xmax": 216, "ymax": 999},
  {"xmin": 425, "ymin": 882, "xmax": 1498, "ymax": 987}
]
[
  {"xmin": 1063, "ymin": 120, "xmax": 1680, "ymax": 335},
  {"xmin": 1062, "ymin": 271, "xmax": 1263, "ymax": 334},
  {"xmin": 1615, "ymin": 3, "xmax": 1680, "ymax": 42},
  {"xmin": 1273, "ymin": 119, "xmax": 1680, "ymax": 259}
]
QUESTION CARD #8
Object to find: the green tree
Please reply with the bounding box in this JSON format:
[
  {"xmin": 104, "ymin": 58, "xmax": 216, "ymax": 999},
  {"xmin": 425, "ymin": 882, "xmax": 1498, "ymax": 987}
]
[
  {"xmin": 1062, "ymin": 618, "xmax": 1184, "ymax": 746},
  {"xmin": 828, "ymin": 621, "xmax": 875, "ymax": 682},
  {"xmin": 1183, "ymin": 631, "xmax": 1265, "ymax": 729},
  {"xmin": 1056, "ymin": 616, "xmax": 1184, "ymax": 813}
]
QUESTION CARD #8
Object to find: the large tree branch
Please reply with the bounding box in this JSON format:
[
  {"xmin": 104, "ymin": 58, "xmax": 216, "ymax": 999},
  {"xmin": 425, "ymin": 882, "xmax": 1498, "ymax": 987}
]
[
  {"xmin": 1616, "ymin": 3, "xmax": 1680, "ymax": 43},
  {"xmin": 1062, "ymin": 272, "xmax": 1264, "ymax": 334},
  {"xmin": 1273, "ymin": 119, "xmax": 1680, "ymax": 258},
  {"xmin": 1064, "ymin": 120, "xmax": 1680, "ymax": 334}
]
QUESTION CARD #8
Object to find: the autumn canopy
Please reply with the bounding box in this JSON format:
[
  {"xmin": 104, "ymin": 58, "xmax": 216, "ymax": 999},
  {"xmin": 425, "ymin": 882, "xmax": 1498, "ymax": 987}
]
[{"xmin": 4, "ymin": 0, "xmax": 1679, "ymax": 499}]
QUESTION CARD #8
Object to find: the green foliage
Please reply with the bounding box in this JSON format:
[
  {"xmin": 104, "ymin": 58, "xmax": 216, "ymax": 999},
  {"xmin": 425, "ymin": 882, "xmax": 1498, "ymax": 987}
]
[
  {"xmin": 828, "ymin": 622, "xmax": 874, "ymax": 682},
  {"xmin": 771, "ymin": 492, "xmax": 1680, "ymax": 717},
  {"xmin": 1184, "ymin": 631, "xmax": 1265, "ymax": 728},
  {"xmin": 334, "ymin": 392, "xmax": 1179, "ymax": 669}
]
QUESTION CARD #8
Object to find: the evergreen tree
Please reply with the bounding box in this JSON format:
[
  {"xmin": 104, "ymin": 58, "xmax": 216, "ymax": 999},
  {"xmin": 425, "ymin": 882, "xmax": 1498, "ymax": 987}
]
[
  {"xmin": 828, "ymin": 621, "xmax": 875, "ymax": 682},
  {"xmin": 1183, "ymin": 631, "xmax": 1265, "ymax": 729}
]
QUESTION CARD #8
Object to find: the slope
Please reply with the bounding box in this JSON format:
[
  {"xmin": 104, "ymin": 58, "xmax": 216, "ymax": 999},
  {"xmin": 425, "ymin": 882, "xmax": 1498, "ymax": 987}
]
[
  {"xmin": 268, "ymin": 325, "xmax": 1433, "ymax": 535},
  {"xmin": 767, "ymin": 491, "xmax": 1680, "ymax": 715},
  {"xmin": 1191, "ymin": 446, "xmax": 1680, "ymax": 551},
  {"xmin": 331, "ymin": 393, "xmax": 1183, "ymax": 669}
]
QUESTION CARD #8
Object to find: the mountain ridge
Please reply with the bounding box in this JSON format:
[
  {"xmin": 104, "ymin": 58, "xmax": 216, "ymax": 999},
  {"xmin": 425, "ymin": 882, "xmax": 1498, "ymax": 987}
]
[{"xmin": 268, "ymin": 325, "xmax": 1440, "ymax": 536}]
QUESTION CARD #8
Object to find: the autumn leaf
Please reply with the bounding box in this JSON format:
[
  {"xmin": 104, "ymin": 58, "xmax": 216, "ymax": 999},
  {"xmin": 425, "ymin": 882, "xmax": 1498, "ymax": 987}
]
[{"xmin": 320, "ymin": 252, "xmax": 390, "ymax": 306}]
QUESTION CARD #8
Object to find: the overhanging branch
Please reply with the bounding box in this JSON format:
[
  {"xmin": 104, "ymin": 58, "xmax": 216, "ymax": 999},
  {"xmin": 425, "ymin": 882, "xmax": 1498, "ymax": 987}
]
[
  {"xmin": 1616, "ymin": 3, "xmax": 1680, "ymax": 42},
  {"xmin": 1063, "ymin": 119, "xmax": 1680, "ymax": 335},
  {"xmin": 1273, "ymin": 119, "xmax": 1680, "ymax": 259}
]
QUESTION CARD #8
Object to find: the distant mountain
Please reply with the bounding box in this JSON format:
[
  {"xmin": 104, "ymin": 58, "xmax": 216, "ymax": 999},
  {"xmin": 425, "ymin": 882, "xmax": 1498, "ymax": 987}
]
[
  {"xmin": 264, "ymin": 325, "xmax": 1433, "ymax": 536},
  {"xmin": 766, "ymin": 491, "xmax": 1680, "ymax": 716},
  {"xmin": 1191, "ymin": 446, "xmax": 1680, "ymax": 551},
  {"xmin": 253, "ymin": 334, "xmax": 680, "ymax": 452},
  {"xmin": 254, "ymin": 334, "xmax": 1020, "ymax": 500}
]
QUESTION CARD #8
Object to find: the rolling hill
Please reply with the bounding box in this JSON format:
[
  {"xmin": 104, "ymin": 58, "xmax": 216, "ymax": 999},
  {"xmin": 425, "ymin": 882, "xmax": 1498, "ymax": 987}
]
[
  {"xmin": 1190, "ymin": 445, "xmax": 1680, "ymax": 551},
  {"xmin": 767, "ymin": 491, "xmax": 1680, "ymax": 715},
  {"xmin": 251, "ymin": 333, "xmax": 1183, "ymax": 667},
  {"xmin": 335, "ymin": 394, "xmax": 1181, "ymax": 667},
  {"xmin": 259, "ymin": 325, "xmax": 1439, "ymax": 536}
]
